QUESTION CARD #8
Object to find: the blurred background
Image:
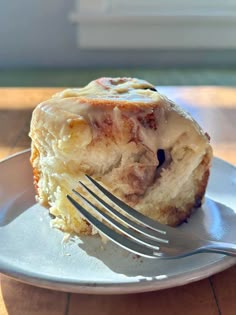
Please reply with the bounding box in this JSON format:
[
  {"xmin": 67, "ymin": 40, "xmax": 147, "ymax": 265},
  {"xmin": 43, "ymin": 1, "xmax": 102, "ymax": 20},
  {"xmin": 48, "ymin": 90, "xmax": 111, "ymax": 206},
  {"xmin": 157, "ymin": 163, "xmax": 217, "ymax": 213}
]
[{"xmin": 0, "ymin": 0, "xmax": 236, "ymax": 86}]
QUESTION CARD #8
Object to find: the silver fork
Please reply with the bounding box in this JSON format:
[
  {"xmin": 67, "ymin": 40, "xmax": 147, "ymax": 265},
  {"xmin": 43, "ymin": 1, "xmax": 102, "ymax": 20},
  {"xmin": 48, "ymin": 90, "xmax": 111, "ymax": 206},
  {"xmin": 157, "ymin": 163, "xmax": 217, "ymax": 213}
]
[{"xmin": 67, "ymin": 175, "xmax": 236, "ymax": 259}]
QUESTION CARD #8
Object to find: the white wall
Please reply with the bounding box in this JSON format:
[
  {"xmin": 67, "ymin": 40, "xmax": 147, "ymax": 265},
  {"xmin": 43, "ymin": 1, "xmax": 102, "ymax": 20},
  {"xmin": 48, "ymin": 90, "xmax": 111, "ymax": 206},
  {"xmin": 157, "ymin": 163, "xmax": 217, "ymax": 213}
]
[
  {"xmin": 0, "ymin": 0, "xmax": 77, "ymax": 67},
  {"xmin": 0, "ymin": 0, "xmax": 236, "ymax": 68}
]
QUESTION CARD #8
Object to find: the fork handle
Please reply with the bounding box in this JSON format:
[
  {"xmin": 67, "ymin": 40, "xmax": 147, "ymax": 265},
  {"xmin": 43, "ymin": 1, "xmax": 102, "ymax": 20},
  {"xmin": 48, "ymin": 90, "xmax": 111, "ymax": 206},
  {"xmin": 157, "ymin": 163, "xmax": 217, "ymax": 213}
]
[{"xmin": 202, "ymin": 241, "xmax": 236, "ymax": 256}]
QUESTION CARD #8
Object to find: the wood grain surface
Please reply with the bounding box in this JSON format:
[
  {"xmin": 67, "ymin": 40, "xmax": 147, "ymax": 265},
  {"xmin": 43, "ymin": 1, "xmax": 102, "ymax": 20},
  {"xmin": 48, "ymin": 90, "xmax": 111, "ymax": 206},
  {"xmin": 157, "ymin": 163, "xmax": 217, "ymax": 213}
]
[{"xmin": 0, "ymin": 87, "xmax": 235, "ymax": 315}]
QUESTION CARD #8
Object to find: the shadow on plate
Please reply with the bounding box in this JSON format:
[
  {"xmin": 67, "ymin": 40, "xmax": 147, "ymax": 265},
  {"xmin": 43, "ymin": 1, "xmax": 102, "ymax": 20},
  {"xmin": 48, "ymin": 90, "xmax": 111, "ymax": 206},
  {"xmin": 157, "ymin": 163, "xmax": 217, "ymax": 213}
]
[
  {"xmin": 66, "ymin": 198, "xmax": 236, "ymax": 278},
  {"xmin": 74, "ymin": 235, "xmax": 166, "ymax": 278},
  {"xmin": 0, "ymin": 186, "xmax": 35, "ymax": 226}
]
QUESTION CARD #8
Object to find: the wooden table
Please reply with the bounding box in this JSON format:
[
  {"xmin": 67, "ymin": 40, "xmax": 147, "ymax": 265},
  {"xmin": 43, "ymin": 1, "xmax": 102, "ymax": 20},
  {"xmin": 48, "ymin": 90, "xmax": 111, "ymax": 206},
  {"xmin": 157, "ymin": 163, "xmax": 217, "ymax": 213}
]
[{"xmin": 0, "ymin": 87, "xmax": 235, "ymax": 315}]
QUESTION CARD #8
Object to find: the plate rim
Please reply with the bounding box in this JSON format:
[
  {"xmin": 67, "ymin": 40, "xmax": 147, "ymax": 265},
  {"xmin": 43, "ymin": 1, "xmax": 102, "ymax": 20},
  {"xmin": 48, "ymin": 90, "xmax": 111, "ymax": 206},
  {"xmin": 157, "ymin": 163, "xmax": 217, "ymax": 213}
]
[
  {"xmin": 1, "ymin": 254, "xmax": 236, "ymax": 294},
  {"xmin": 0, "ymin": 150, "xmax": 235, "ymax": 294}
]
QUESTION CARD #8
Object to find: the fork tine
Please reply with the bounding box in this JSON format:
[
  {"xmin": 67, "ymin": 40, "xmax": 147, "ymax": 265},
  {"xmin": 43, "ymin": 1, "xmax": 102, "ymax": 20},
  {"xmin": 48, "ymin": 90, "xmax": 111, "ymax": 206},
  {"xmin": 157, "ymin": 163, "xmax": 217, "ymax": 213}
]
[
  {"xmin": 85, "ymin": 174, "xmax": 173, "ymax": 234},
  {"xmin": 66, "ymin": 194, "xmax": 158, "ymax": 259},
  {"xmin": 76, "ymin": 182, "xmax": 168, "ymax": 243},
  {"xmin": 68, "ymin": 179, "xmax": 236, "ymax": 259},
  {"xmin": 67, "ymin": 193, "xmax": 203, "ymax": 259},
  {"xmin": 72, "ymin": 189, "xmax": 167, "ymax": 249}
]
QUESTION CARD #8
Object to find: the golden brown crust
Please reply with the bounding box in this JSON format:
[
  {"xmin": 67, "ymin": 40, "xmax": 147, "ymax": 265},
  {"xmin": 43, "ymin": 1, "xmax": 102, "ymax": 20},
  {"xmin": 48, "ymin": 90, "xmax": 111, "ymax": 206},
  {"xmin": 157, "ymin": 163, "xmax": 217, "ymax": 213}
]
[{"xmin": 30, "ymin": 145, "xmax": 40, "ymax": 192}]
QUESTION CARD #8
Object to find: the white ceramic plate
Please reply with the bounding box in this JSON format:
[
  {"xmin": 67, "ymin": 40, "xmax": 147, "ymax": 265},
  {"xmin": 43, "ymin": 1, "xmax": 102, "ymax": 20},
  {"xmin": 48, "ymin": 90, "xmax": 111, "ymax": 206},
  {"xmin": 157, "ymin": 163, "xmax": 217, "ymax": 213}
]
[{"xmin": 0, "ymin": 150, "xmax": 236, "ymax": 294}]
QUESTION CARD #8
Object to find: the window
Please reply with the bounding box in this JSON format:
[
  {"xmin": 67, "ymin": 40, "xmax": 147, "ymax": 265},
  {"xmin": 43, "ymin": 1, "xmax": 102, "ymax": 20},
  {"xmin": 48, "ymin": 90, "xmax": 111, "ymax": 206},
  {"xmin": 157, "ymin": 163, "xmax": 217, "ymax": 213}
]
[{"xmin": 70, "ymin": 0, "xmax": 236, "ymax": 49}]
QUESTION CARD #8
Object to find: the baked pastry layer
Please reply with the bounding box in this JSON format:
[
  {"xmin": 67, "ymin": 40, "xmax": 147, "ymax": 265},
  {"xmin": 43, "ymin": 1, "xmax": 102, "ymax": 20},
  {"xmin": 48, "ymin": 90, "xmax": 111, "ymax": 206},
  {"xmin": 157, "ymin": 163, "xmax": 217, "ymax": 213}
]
[{"xmin": 29, "ymin": 77, "xmax": 212, "ymax": 235}]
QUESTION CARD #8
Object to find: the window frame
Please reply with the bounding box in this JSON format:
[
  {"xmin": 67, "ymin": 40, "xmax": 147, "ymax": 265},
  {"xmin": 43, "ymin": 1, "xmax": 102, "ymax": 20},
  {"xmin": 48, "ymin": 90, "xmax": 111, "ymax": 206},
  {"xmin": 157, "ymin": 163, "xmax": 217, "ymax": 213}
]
[{"xmin": 70, "ymin": 0, "xmax": 236, "ymax": 49}]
